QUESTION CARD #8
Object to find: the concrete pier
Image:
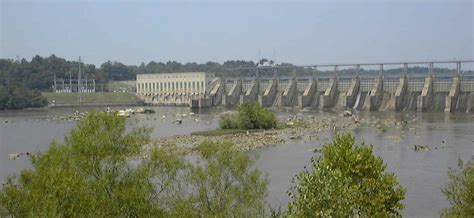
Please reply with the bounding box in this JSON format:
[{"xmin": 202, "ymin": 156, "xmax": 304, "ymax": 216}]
[
  {"xmin": 345, "ymin": 77, "xmax": 360, "ymax": 108},
  {"xmin": 364, "ymin": 76, "xmax": 383, "ymax": 111},
  {"xmin": 394, "ymin": 76, "xmax": 408, "ymax": 111},
  {"xmin": 417, "ymin": 75, "xmax": 434, "ymax": 112},
  {"xmin": 258, "ymin": 79, "xmax": 278, "ymax": 107},
  {"xmin": 222, "ymin": 79, "xmax": 242, "ymax": 107},
  {"xmin": 320, "ymin": 77, "xmax": 338, "ymax": 109},
  {"xmin": 208, "ymin": 78, "xmax": 223, "ymax": 106},
  {"xmin": 240, "ymin": 79, "xmax": 259, "ymax": 104},
  {"xmin": 277, "ymin": 78, "xmax": 297, "ymax": 107},
  {"xmin": 467, "ymin": 93, "xmax": 474, "ymax": 113},
  {"xmin": 298, "ymin": 79, "xmax": 317, "ymax": 108},
  {"xmin": 445, "ymin": 76, "xmax": 460, "ymax": 112}
]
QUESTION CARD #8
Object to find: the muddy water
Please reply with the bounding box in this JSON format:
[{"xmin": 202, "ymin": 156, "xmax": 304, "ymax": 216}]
[{"xmin": 1, "ymin": 107, "xmax": 473, "ymax": 217}]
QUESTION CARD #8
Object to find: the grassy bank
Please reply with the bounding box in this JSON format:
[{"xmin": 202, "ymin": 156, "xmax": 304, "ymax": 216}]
[{"xmin": 42, "ymin": 92, "xmax": 142, "ymax": 105}]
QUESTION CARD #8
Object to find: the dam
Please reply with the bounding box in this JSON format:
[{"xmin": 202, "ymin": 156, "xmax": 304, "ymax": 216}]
[{"xmin": 136, "ymin": 60, "xmax": 474, "ymax": 112}]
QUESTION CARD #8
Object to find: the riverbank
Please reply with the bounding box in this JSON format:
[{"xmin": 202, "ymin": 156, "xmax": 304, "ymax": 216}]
[{"xmin": 42, "ymin": 92, "xmax": 143, "ymax": 107}]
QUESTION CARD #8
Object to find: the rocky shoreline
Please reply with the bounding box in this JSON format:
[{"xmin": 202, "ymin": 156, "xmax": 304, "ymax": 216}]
[{"xmin": 144, "ymin": 111, "xmax": 420, "ymax": 154}]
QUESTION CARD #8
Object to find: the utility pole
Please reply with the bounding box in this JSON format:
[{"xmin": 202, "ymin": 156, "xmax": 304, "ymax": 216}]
[
  {"xmin": 53, "ymin": 74, "xmax": 57, "ymax": 92},
  {"xmin": 85, "ymin": 74, "xmax": 88, "ymax": 93},
  {"xmin": 78, "ymin": 56, "xmax": 82, "ymax": 103}
]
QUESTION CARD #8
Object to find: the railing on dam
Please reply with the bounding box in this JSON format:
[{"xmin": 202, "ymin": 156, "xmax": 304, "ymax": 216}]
[
  {"xmin": 225, "ymin": 79, "xmax": 236, "ymax": 91},
  {"xmin": 360, "ymin": 78, "xmax": 374, "ymax": 92},
  {"xmin": 338, "ymin": 78, "xmax": 352, "ymax": 92},
  {"xmin": 317, "ymin": 78, "xmax": 330, "ymax": 91},
  {"xmin": 433, "ymin": 78, "xmax": 452, "ymax": 92},
  {"xmin": 259, "ymin": 79, "xmax": 270, "ymax": 94},
  {"xmin": 408, "ymin": 78, "xmax": 425, "ymax": 92},
  {"xmin": 461, "ymin": 78, "xmax": 474, "ymax": 92},
  {"xmin": 278, "ymin": 79, "xmax": 290, "ymax": 91},
  {"xmin": 297, "ymin": 79, "xmax": 309, "ymax": 93},
  {"xmin": 242, "ymin": 79, "xmax": 253, "ymax": 92},
  {"xmin": 383, "ymin": 78, "xmax": 399, "ymax": 93}
]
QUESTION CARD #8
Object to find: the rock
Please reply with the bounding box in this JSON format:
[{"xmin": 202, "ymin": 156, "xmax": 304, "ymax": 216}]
[
  {"xmin": 413, "ymin": 144, "xmax": 429, "ymax": 151},
  {"xmin": 343, "ymin": 110, "xmax": 352, "ymax": 117},
  {"xmin": 174, "ymin": 119, "xmax": 182, "ymax": 124}
]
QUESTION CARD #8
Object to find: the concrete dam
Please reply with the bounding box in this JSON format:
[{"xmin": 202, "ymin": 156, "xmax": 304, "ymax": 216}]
[{"xmin": 136, "ymin": 60, "xmax": 474, "ymax": 113}]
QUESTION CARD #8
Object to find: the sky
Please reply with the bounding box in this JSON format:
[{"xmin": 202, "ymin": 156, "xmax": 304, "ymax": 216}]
[{"xmin": 1, "ymin": 0, "xmax": 473, "ymax": 67}]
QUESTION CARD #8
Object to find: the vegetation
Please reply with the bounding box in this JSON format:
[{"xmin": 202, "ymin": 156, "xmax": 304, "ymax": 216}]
[
  {"xmin": 287, "ymin": 133, "xmax": 406, "ymax": 217},
  {"xmin": 3, "ymin": 54, "xmax": 467, "ymax": 94},
  {"xmin": 0, "ymin": 111, "xmax": 268, "ymax": 217},
  {"xmin": 0, "ymin": 84, "xmax": 48, "ymax": 109},
  {"xmin": 442, "ymin": 157, "xmax": 474, "ymax": 217},
  {"xmin": 219, "ymin": 103, "xmax": 278, "ymax": 130}
]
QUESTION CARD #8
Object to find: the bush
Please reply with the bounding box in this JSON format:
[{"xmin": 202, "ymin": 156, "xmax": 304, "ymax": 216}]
[
  {"xmin": 442, "ymin": 157, "xmax": 474, "ymax": 217},
  {"xmin": 219, "ymin": 113, "xmax": 239, "ymax": 129},
  {"xmin": 287, "ymin": 133, "xmax": 406, "ymax": 217},
  {"xmin": 219, "ymin": 103, "xmax": 277, "ymax": 130}
]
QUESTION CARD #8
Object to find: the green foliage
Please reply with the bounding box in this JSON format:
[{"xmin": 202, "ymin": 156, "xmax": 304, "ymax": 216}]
[
  {"xmin": 0, "ymin": 111, "xmax": 155, "ymax": 216},
  {"xmin": 0, "ymin": 84, "xmax": 48, "ymax": 109},
  {"xmin": 287, "ymin": 133, "xmax": 406, "ymax": 217},
  {"xmin": 442, "ymin": 157, "xmax": 474, "ymax": 217},
  {"xmin": 184, "ymin": 141, "xmax": 268, "ymax": 217},
  {"xmin": 237, "ymin": 103, "xmax": 277, "ymax": 130},
  {"xmin": 219, "ymin": 103, "xmax": 277, "ymax": 130},
  {"xmin": 219, "ymin": 113, "xmax": 240, "ymax": 129},
  {"xmin": 0, "ymin": 111, "xmax": 268, "ymax": 217}
]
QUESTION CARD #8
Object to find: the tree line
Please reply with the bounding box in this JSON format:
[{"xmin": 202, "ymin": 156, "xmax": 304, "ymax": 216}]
[
  {"xmin": 1, "ymin": 54, "xmax": 471, "ymax": 109},
  {"xmin": 3, "ymin": 54, "xmax": 469, "ymax": 93}
]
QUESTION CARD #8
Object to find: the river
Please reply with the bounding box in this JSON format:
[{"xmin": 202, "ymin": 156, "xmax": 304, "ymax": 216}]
[{"xmin": 1, "ymin": 106, "xmax": 473, "ymax": 217}]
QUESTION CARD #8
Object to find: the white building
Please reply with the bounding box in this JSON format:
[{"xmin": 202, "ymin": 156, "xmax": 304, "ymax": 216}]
[{"xmin": 136, "ymin": 72, "xmax": 216, "ymax": 105}]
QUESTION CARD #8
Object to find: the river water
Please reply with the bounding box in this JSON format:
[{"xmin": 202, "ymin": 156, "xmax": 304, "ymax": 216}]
[{"xmin": 0, "ymin": 107, "xmax": 473, "ymax": 217}]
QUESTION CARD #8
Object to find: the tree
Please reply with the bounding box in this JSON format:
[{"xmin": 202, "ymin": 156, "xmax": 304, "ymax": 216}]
[
  {"xmin": 219, "ymin": 103, "xmax": 277, "ymax": 130},
  {"xmin": 442, "ymin": 157, "xmax": 474, "ymax": 217},
  {"xmin": 287, "ymin": 133, "xmax": 406, "ymax": 217},
  {"xmin": 0, "ymin": 111, "xmax": 159, "ymax": 217},
  {"xmin": 0, "ymin": 111, "xmax": 268, "ymax": 217},
  {"xmin": 184, "ymin": 141, "xmax": 268, "ymax": 217}
]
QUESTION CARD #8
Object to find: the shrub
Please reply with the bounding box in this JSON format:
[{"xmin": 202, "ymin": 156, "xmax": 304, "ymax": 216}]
[
  {"xmin": 442, "ymin": 157, "xmax": 474, "ymax": 217},
  {"xmin": 287, "ymin": 133, "xmax": 406, "ymax": 217},
  {"xmin": 219, "ymin": 103, "xmax": 277, "ymax": 130},
  {"xmin": 219, "ymin": 113, "xmax": 239, "ymax": 129}
]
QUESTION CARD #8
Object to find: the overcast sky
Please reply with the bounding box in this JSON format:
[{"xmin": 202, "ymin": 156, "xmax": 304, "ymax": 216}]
[{"xmin": 1, "ymin": 0, "xmax": 473, "ymax": 67}]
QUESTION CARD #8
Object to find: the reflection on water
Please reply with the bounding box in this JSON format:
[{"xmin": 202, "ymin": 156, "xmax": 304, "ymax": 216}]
[{"xmin": 1, "ymin": 107, "xmax": 473, "ymax": 216}]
